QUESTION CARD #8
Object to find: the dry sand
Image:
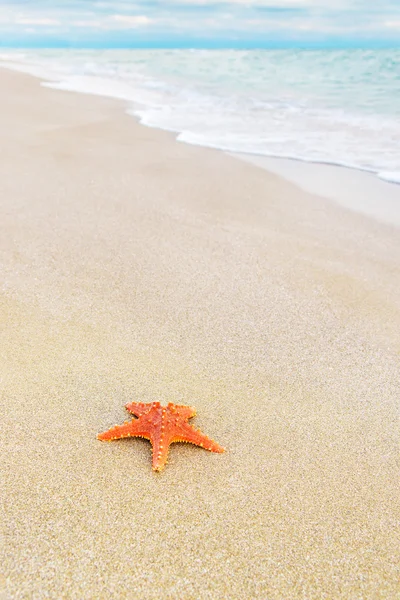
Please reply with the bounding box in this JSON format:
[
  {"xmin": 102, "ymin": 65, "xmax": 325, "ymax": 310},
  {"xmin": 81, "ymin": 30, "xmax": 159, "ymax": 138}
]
[{"xmin": 0, "ymin": 68, "xmax": 399, "ymax": 599}]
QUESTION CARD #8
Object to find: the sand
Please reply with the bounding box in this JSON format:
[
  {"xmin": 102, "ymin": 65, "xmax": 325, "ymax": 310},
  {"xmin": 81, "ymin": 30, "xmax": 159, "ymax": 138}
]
[{"xmin": 0, "ymin": 68, "xmax": 399, "ymax": 599}]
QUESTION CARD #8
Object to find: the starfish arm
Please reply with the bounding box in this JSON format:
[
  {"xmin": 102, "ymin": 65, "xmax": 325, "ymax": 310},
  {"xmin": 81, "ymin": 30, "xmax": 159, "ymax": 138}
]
[
  {"xmin": 125, "ymin": 402, "xmax": 154, "ymax": 417},
  {"xmin": 97, "ymin": 419, "xmax": 151, "ymax": 441},
  {"xmin": 172, "ymin": 422, "xmax": 225, "ymax": 453},
  {"xmin": 150, "ymin": 436, "xmax": 171, "ymax": 472},
  {"xmin": 168, "ymin": 403, "xmax": 196, "ymax": 420}
]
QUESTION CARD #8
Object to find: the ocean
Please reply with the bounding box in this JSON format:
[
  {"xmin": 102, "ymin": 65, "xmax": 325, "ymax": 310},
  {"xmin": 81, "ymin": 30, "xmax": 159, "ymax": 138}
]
[{"xmin": 1, "ymin": 48, "xmax": 400, "ymax": 184}]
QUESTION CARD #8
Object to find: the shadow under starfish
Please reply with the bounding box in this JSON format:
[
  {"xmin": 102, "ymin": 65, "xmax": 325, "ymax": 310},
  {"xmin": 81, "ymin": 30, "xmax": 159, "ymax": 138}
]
[{"xmin": 98, "ymin": 401, "xmax": 225, "ymax": 471}]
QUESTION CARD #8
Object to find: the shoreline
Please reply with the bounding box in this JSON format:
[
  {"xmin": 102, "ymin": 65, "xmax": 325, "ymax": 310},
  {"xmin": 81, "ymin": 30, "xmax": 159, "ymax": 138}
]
[
  {"xmin": 1, "ymin": 58, "xmax": 400, "ymax": 230},
  {"xmin": 1, "ymin": 68, "xmax": 399, "ymax": 599},
  {"xmin": 234, "ymin": 153, "xmax": 400, "ymax": 229}
]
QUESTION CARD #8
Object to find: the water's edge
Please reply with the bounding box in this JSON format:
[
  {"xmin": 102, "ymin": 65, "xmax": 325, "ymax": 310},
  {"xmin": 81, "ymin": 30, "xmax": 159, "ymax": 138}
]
[{"xmin": 233, "ymin": 154, "xmax": 400, "ymax": 229}]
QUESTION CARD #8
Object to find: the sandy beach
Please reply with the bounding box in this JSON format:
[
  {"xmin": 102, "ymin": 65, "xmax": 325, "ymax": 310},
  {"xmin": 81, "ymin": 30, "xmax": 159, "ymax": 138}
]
[{"xmin": 0, "ymin": 68, "xmax": 399, "ymax": 599}]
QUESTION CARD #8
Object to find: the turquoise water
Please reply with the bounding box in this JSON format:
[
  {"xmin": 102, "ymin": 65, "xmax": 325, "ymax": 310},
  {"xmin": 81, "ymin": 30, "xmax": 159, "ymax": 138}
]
[{"xmin": 1, "ymin": 49, "xmax": 400, "ymax": 183}]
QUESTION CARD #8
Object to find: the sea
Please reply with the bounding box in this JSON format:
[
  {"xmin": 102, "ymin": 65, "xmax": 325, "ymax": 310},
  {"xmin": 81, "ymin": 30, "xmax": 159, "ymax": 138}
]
[{"xmin": 1, "ymin": 48, "xmax": 400, "ymax": 185}]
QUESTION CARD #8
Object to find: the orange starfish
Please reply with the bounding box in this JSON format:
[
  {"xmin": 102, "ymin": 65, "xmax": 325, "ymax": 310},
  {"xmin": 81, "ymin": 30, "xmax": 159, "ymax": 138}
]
[{"xmin": 98, "ymin": 402, "xmax": 224, "ymax": 471}]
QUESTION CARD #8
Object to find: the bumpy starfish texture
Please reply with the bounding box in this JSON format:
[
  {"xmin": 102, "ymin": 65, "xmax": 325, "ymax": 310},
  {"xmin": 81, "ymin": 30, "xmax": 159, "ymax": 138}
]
[{"xmin": 98, "ymin": 401, "xmax": 225, "ymax": 471}]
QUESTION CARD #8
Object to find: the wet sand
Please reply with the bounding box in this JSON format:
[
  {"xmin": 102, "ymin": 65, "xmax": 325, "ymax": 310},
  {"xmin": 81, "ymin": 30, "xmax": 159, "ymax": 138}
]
[
  {"xmin": 0, "ymin": 68, "xmax": 399, "ymax": 599},
  {"xmin": 234, "ymin": 153, "xmax": 400, "ymax": 229}
]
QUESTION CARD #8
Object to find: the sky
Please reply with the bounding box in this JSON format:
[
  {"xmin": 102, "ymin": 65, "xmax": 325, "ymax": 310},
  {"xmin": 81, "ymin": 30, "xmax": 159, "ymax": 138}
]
[{"xmin": 0, "ymin": 0, "xmax": 400, "ymax": 48}]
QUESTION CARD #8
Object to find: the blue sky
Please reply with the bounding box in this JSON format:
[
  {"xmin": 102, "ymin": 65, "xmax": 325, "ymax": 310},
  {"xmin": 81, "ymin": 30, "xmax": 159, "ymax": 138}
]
[{"xmin": 1, "ymin": 0, "xmax": 400, "ymax": 48}]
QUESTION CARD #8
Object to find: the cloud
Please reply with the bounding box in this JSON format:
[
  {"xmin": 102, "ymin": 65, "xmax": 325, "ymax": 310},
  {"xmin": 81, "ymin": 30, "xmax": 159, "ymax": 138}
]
[
  {"xmin": 15, "ymin": 17, "xmax": 61, "ymax": 26},
  {"xmin": 111, "ymin": 14, "xmax": 151, "ymax": 26},
  {"xmin": 72, "ymin": 19, "xmax": 105, "ymax": 28}
]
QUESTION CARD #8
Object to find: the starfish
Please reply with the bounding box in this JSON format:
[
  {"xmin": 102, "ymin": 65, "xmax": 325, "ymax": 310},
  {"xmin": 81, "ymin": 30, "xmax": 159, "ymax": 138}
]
[{"xmin": 98, "ymin": 402, "xmax": 224, "ymax": 471}]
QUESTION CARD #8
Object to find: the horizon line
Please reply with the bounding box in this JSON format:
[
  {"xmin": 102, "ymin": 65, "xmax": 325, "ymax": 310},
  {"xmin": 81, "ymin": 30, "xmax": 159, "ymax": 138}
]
[{"xmin": 2, "ymin": 42, "xmax": 400, "ymax": 50}]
